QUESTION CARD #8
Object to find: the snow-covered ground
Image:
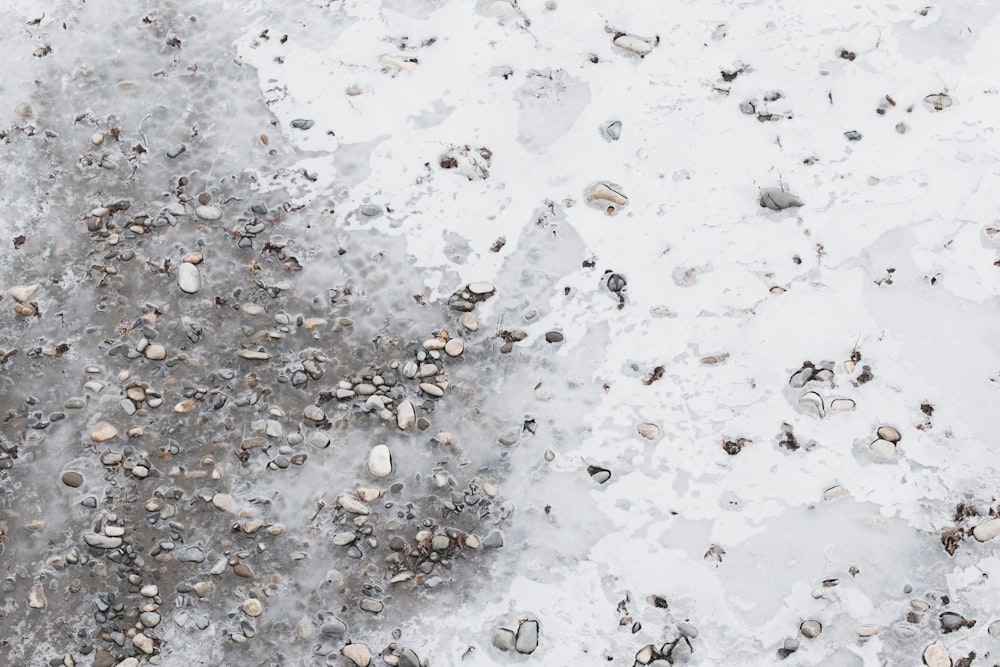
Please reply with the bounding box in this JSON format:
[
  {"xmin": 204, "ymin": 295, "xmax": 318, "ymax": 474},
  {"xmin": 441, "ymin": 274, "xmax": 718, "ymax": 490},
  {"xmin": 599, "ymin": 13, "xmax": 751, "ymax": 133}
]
[{"xmin": 2, "ymin": 1, "xmax": 999, "ymax": 666}]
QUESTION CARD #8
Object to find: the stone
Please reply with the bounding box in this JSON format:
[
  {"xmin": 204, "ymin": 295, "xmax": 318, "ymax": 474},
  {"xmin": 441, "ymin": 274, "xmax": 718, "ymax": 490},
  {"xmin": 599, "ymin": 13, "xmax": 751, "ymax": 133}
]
[
  {"xmin": 61, "ymin": 471, "xmax": 84, "ymax": 488},
  {"xmin": 396, "ymin": 400, "xmax": 415, "ymax": 429},
  {"xmin": 367, "ymin": 445, "xmax": 392, "ymax": 477},
  {"xmin": 144, "ymin": 344, "xmax": 166, "ymax": 360},
  {"xmin": 445, "ymin": 338, "xmax": 464, "ymax": 356},
  {"xmin": 338, "ymin": 494, "xmax": 370, "ymax": 515},
  {"xmin": 140, "ymin": 612, "xmax": 161, "ymax": 628},
  {"xmin": 830, "ymin": 398, "xmax": 855, "ymax": 412},
  {"xmin": 459, "ymin": 313, "xmax": 479, "ymax": 332},
  {"xmin": 759, "ymin": 187, "xmax": 803, "ymax": 210},
  {"xmin": 515, "ymin": 619, "xmax": 539, "ymax": 654},
  {"xmin": 237, "ymin": 349, "xmax": 271, "ymax": 360},
  {"xmin": 398, "ymin": 649, "xmax": 420, "ymax": 667},
  {"xmin": 303, "ymin": 405, "xmax": 325, "ymax": 423},
  {"xmin": 359, "ymin": 598, "xmax": 383, "ymax": 613},
  {"xmin": 855, "ymin": 624, "xmax": 879, "ymax": 637},
  {"xmin": 9, "ymin": 284, "xmax": 39, "ymax": 302},
  {"xmin": 923, "ymin": 641, "xmax": 951, "ymax": 667},
  {"xmin": 483, "ymin": 530, "xmax": 504, "ymax": 549},
  {"xmin": 877, "ymin": 426, "xmax": 901, "ymax": 443},
  {"xmin": 973, "ymin": 518, "xmax": 1000, "ymax": 542},
  {"xmin": 419, "ymin": 382, "xmax": 444, "ymax": 398},
  {"xmin": 212, "ymin": 493, "xmax": 238, "ymax": 513},
  {"xmin": 91, "ymin": 423, "xmax": 118, "ymax": 442},
  {"xmin": 178, "ymin": 262, "xmax": 201, "ymax": 294},
  {"xmin": 194, "ymin": 205, "xmax": 222, "ymax": 221},
  {"xmin": 614, "ymin": 34, "xmax": 653, "ymax": 56},
  {"xmin": 800, "ymin": 620, "xmax": 822, "ymax": 638},
  {"xmin": 484, "ymin": 0, "xmax": 516, "ymax": 17},
  {"xmin": 243, "ymin": 598, "xmax": 263, "ymax": 617},
  {"xmin": 638, "ymin": 423, "xmax": 660, "ymax": 440},
  {"xmin": 177, "ymin": 546, "xmax": 206, "ymax": 563},
  {"xmin": 84, "ymin": 533, "xmax": 122, "ymax": 549},
  {"xmin": 27, "ymin": 586, "xmax": 46, "ymax": 609},
  {"xmin": 869, "ymin": 439, "xmax": 897, "ymax": 461},
  {"xmin": 588, "ymin": 183, "xmax": 627, "ymax": 206},
  {"xmin": 310, "ymin": 432, "xmax": 331, "ymax": 449},
  {"xmin": 132, "ymin": 633, "xmax": 154, "ymax": 654},
  {"xmin": 468, "ymin": 282, "xmax": 495, "ymax": 295},
  {"xmin": 342, "ymin": 643, "xmax": 372, "ymax": 667},
  {"xmin": 492, "ymin": 628, "xmax": 516, "ymax": 651},
  {"xmin": 379, "ymin": 54, "xmax": 417, "ymax": 73}
]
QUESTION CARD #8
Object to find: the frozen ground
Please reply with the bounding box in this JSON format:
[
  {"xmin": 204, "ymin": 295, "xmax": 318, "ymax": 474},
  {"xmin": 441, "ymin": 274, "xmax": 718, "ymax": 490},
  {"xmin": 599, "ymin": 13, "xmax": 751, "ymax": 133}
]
[{"xmin": 2, "ymin": 1, "xmax": 1000, "ymax": 666}]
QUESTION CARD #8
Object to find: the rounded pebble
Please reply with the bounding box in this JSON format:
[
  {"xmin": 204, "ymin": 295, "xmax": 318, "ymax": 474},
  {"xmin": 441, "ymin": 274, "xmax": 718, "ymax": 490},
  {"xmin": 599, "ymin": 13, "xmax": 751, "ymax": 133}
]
[
  {"xmin": 61, "ymin": 471, "xmax": 84, "ymax": 488},
  {"xmin": 367, "ymin": 444, "xmax": 393, "ymax": 477}
]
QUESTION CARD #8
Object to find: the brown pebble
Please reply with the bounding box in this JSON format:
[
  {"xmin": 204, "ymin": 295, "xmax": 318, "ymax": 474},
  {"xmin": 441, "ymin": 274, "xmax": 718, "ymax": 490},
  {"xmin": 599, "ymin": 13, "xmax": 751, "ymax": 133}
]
[
  {"xmin": 233, "ymin": 563, "xmax": 254, "ymax": 578},
  {"xmin": 61, "ymin": 471, "xmax": 84, "ymax": 488}
]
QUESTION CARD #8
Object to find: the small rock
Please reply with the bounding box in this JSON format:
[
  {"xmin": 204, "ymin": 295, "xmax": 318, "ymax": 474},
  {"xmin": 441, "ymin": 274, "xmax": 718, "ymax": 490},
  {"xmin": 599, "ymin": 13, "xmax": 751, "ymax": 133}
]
[
  {"xmin": 601, "ymin": 120, "xmax": 623, "ymax": 141},
  {"xmin": 177, "ymin": 546, "xmax": 206, "ymax": 563},
  {"xmin": 290, "ymin": 118, "xmax": 314, "ymax": 130},
  {"xmin": 140, "ymin": 612, "xmax": 161, "ymax": 628},
  {"xmin": 924, "ymin": 93, "xmax": 952, "ymax": 111},
  {"xmin": 61, "ymin": 471, "xmax": 84, "ymax": 488},
  {"xmin": 367, "ymin": 444, "xmax": 393, "ymax": 477},
  {"xmin": 468, "ymin": 281, "xmax": 495, "ymax": 295},
  {"xmin": 759, "ymin": 187, "xmax": 803, "ymax": 210},
  {"xmin": 398, "ymin": 649, "xmax": 420, "ymax": 667},
  {"xmin": 588, "ymin": 464, "xmax": 612, "ymax": 484},
  {"xmin": 459, "ymin": 312, "xmax": 479, "ymax": 331},
  {"xmin": 27, "ymin": 586, "xmax": 46, "ymax": 609},
  {"xmin": 166, "ymin": 143, "xmax": 186, "ymax": 158},
  {"xmin": 800, "ymin": 620, "xmax": 822, "ymax": 638},
  {"xmin": 973, "ymin": 518, "xmax": 1000, "ymax": 542},
  {"xmin": 359, "ymin": 598, "xmax": 383, "ymax": 613},
  {"xmin": 856, "ymin": 624, "xmax": 879, "ymax": 637},
  {"xmin": 544, "ymin": 330, "xmax": 564, "ymax": 343},
  {"xmin": 484, "ymin": 0, "xmax": 516, "ymax": 17},
  {"xmin": 445, "ymin": 338, "xmax": 464, "ymax": 357},
  {"xmin": 396, "ymin": 401, "xmax": 415, "ymax": 429},
  {"xmin": 877, "ymin": 425, "xmax": 901, "ymax": 443},
  {"xmin": 342, "ymin": 643, "xmax": 372, "ymax": 667},
  {"xmin": 237, "ymin": 349, "xmax": 271, "ymax": 360},
  {"xmin": 132, "ymin": 633, "xmax": 154, "ymax": 654},
  {"xmin": 638, "ymin": 423, "xmax": 660, "ymax": 440},
  {"xmin": 178, "ymin": 262, "xmax": 201, "ymax": 294},
  {"xmin": 9, "ymin": 284, "xmax": 39, "ymax": 302},
  {"xmin": 212, "ymin": 493, "xmax": 238, "ymax": 513},
  {"xmin": 194, "ymin": 205, "xmax": 222, "ymax": 221},
  {"xmin": 798, "ymin": 391, "xmax": 825, "ymax": 417},
  {"xmin": 144, "ymin": 344, "xmax": 166, "ymax": 361},
  {"xmin": 90, "ymin": 422, "xmax": 118, "ymax": 442},
  {"xmin": 359, "ymin": 204, "xmax": 383, "ymax": 217},
  {"xmin": 483, "ymin": 530, "xmax": 504, "ymax": 549},
  {"xmin": 587, "ymin": 183, "xmax": 628, "ymax": 206},
  {"xmin": 303, "ymin": 405, "xmax": 325, "ymax": 423},
  {"xmin": 419, "ymin": 382, "xmax": 444, "ymax": 398},
  {"xmin": 243, "ymin": 598, "xmax": 263, "ymax": 617},
  {"xmin": 923, "ymin": 640, "xmax": 951, "ymax": 667},
  {"xmin": 84, "ymin": 533, "xmax": 122, "ymax": 549},
  {"xmin": 492, "ymin": 628, "xmax": 516, "ymax": 651},
  {"xmin": 338, "ymin": 494, "xmax": 370, "ymax": 515},
  {"xmin": 614, "ymin": 33, "xmax": 653, "ymax": 56},
  {"xmin": 515, "ymin": 619, "xmax": 539, "ymax": 654},
  {"xmin": 830, "ymin": 398, "xmax": 855, "ymax": 412},
  {"xmin": 869, "ymin": 439, "xmax": 897, "ymax": 461}
]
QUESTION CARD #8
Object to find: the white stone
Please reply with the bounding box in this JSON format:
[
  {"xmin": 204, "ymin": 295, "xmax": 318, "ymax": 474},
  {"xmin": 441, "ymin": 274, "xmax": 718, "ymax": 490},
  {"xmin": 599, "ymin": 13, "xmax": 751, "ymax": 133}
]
[
  {"xmin": 338, "ymin": 494, "xmax": 370, "ymax": 515},
  {"xmin": 379, "ymin": 54, "xmax": 416, "ymax": 73},
  {"xmin": 468, "ymin": 281, "xmax": 495, "ymax": 295},
  {"xmin": 830, "ymin": 398, "xmax": 855, "ymax": 412},
  {"xmin": 973, "ymin": 518, "xmax": 1000, "ymax": 542},
  {"xmin": 132, "ymin": 633, "xmax": 154, "ymax": 654},
  {"xmin": 9, "ymin": 284, "xmax": 39, "ymax": 302},
  {"xmin": 484, "ymin": 0, "xmax": 516, "ymax": 17},
  {"xmin": 869, "ymin": 439, "xmax": 897, "ymax": 461},
  {"xmin": 237, "ymin": 349, "xmax": 271, "ymax": 360},
  {"xmin": 420, "ymin": 382, "xmax": 444, "ymax": 398},
  {"xmin": 397, "ymin": 401, "xmax": 415, "ymax": 429},
  {"xmin": 342, "ymin": 643, "xmax": 372, "ymax": 667},
  {"xmin": 637, "ymin": 422, "xmax": 660, "ymax": 440},
  {"xmin": 27, "ymin": 586, "xmax": 46, "ymax": 609},
  {"xmin": 178, "ymin": 262, "xmax": 201, "ymax": 294},
  {"xmin": 876, "ymin": 425, "xmax": 901, "ymax": 443},
  {"xmin": 923, "ymin": 641, "xmax": 950, "ymax": 667},
  {"xmin": 367, "ymin": 445, "xmax": 392, "ymax": 478},
  {"xmin": 194, "ymin": 205, "xmax": 222, "ymax": 220},
  {"xmin": 243, "ymin": 598, "xmax": 263, "ymax": 617},
  {"xmin": 588, "ymin": 183, "xmax": 628, "ymax": 206},
  {"xmin": 445, "ymin": 338, "xmax": 464, "ymax": 357},
  {"xmin": 855, "ymin": 624, "xmax": 879, "ymax": 637},
  {"xmin": 212, "ymin": 493, "xmax": 238, "ymax": 513},
  {"xmin": 90, "ymin": 422, "xmax": 118, "ymax": 442},
  {"xmin": 823, "ymin": 485, "xmax": 844, "ymax": 501},
  {"xmin": 460, "ymin": 312, "xmax": 480, "ymax": 331},
  {"xmin": 144, "ymin": 344, "xmax": 166, "ymax": 360},
  {"xmin": 84, "ymin": 532, "xmax": 122, "ymax": 549}
]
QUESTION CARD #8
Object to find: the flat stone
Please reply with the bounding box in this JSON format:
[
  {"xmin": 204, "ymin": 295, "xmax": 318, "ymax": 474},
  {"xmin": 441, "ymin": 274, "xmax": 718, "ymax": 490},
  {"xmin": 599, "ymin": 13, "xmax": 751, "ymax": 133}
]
[
  {"xmin": 923, "ymin": 641, "xmax": 950, "ymax": 667},
  {"xmin": 309, "ymin": 432, "xmax": 331, "ymax": 449},
  {"xmin": 483, "ymin": 530, "xmax": 504, "ymax": 549},
  {"xmin": 194, "ymin": 205, "xmax": 222, "ymax": 221},
  {"xmin": 338, "ymin": 494, "xmax": 370, "ymax": 515},
  {"xmin": 459, "ymin": 312, "xmax": 479, "ymax": 331},
  {"xmin": 468, "ymin": 281, "xmax": 495, "ymax": 295},
  {"xmin": 62, "ymin": 471, "xmax": 84, "ymax": 488},
  {"xmin": 869, "ymin": 439, "xmax": 897, "ymax": 461},
  {"xmin": 638, "ymin": 423, "xmax": 660, "ymax": 440},
  {"xmin": 27, "ymin": 586, "xmax": 46, "ymax": 609},
  {"xmin": 140, "ymin": 612, "xmax": 161, "ymax": 628},
  {"xmin": 84, "ymin": 533, "xmax": 122, "ymax": 549},
  {"xmin": 492, "ymin": 628, "xmax": 516, "ymax": 651},
  {"xmin": 177, "ymin": 546, "xmax": 206, "ymax": 563},
  {"xmin": 396, "ymin": 401, "xmax": 415, "ymax": 429},
  {"xmin": 144, "ymin": 344, "xmax": 167, "ymax": 360},
  {"xmin": 419, "ymin": 382, "xmax": 444, "ymax": 398},
  {"xmin": 9, "ymin": 284, "xmax": 39, "ymax": 302},
  {"xmin": 91, "ymin": 422, "xmax": 118, "ymax": 442},
  {"xmin": 445, "ymin": 338, "xmax": 464, "ymax": 357},
  {"xmin": 243, "ymin": 598, "xmax": 263, "ymax": 617},
  {"xmin": 178, "ymin": 262, "xmax": 201, "ymax": 294},
  {"xmin": 132, "ymin": 633, "xmax": 154, "ymax": 654},
  {"xmin": 303, "ymin": 405, "xmax": 325, "ymax": 422},
  {"xmin": 800, "ymin": 620, "xmax": 822, "ymax": 638},
  {"xmin": 877, "ymin": 425, "xmax": 901, "ymax": 443},
  {"xmin": 402, "ymin": 361, "xmax": 418, "ymax": 379},
  {"xmin": 342, "ymin": 643, "xmax": 372, "ymax": 667},
  {"xmin": 359, "ymin": 598, "xmax": 384, "ymax": 613},
  {"xmin": 212, "ymin": 493, "xmax": 238, "ymax": 513},
  {"xmin": 974, "ymin": 518, "xmax": 1000, "ymax": 542},
  {"xmin": 515, "ymin": 619, "xmax": 539, "ymax": 654},
  {"xmin": 367, "ymin": 445, "xmax": 393, "ymax": 477},
  {"xmin": 237, "ymin": 349, "xmax": 271, "ymax": 360}
]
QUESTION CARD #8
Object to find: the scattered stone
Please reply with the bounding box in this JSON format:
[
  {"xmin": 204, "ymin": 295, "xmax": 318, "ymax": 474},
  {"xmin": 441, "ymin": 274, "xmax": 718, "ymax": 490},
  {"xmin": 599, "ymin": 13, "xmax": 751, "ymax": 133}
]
[
  {"xmin": 638, "ymin": 423, "xmax": 660, "ymax": 440},
  {"xmin": 84, "ymin": 533, "xmax": 122, "ymax": 549},
  {"xmin": 798, "ymin": 391, "xmax": 825, "ymax": 417},
  {"xmin": 212, "ymin": 493, "xmax": 238, "ymax": 513},
  {"xmin": 445, "ymin": 338, "xmax": 464, "ymax": 357},
  {"xmin": 291, "ymin": 118, "xmax": 315, "ymax": 130},
  {"xmin": 483, "ymin": 530, "xmax": 504, "ymax": 549},
  {"xmin": 492, "ymin": 628, "xmax": 516, "ymax": 651},
  {"xmin": 515, "ymin": 619, "xmax": 539, "ymax": 654},
  {"xmin": 830, "ymin": 398, "xmax": 855, "ymax": 412},
  {"xmin": 342, "ymin": 643, "xmax": 372, "ymax": 667},
  {"xmin": 923, "ymin": 640, "xmax": 951, "ymax": 667},
  {"xmin": 243, "ymin": 598, "xmax": 263, "ymax": 617},
  {"xmin": 460, "ymin": 312, "xmax": 480, "ymax": 331},
  {"xmin": 614, "ymin": 33, "xmax": 653, "ymax": 56},
  {"xmin": 856, "ymin": 624, "xmax": 879, "ymax": 637},
  {"xmin": 877, "ymin": 426, "xmax": 901, "ymax": 443},
  {"xmin": 544, "ymin": 330, "xmax": 564, "ymax": 343},
  {"xmin": 144, "ymin": 344, "xmax": 166, "ymax": 360},
  {"xmin": 177, "ymin": 546, "xmax": 206, "ymax": 563},
  {"xmin": 420, "ymin": 382, "xmax": 444, "ymax": 398},
  {"xmin": 973, "ymin": 518, "xmax": 1000, "ymax": 542},
  {"xmin": 398, "ymin": 649, "xmax": 420, "ymax": 667},
  {"xmin": 869, "ymin": 439, "xmax": 897, "ymax": 461},
  {"xmin": 359, "ymin": 598, "xmax": 384, "ymax": 614},
  {"xmin": 61, "ymin": 471, "xmax": 84, "ymax": 488},
  {"xmin": 587, "ymin": 464, "xmax": 611, "ymax": 484},
  {"xmin": 195, "ymin": 205, "xmax": 222, "ymax": 221},
  {"xmin": 338, "ymin": 494, "xmax": 370, "ymax": 515},
  {"xmin": 468, "ymin": 281, "xmax": 495, "ymax": 295},
  {"xmin": 178, "ymin": 262, "xmax": 201, "ymax": 294},
  {"xmin": 800, "ymin": 620, "xmax": 822, "ymax": 638},
  {"xmin": 27, "ymin": 586, "xmax": 46, "ymax": 609},
  {"xmin": 759, "ymin": 187, "xmax": 803, "ymax": 210},
  {"xmin": 397, "ymin": 401, "xmax": 416, "ymax": 429},
  {"xmin": 9, "ymin": 284, "xmax": 39, "ymax": 302},
  {"xmin": 367, "ymin": 444, "xmax": 393, "ymax": 477},
  {"xmin": 90, "ymin": 422, "xmax": 118, "ymax": 442},
  {"xmin": 823, "ymin": 485, "xmax": 845, "ymax": 501},
  {"xmin": 601, "ymin": 120, "xmax": 623, "ymax": 141},
  {"xmin": 303, "ymin": 405, "xmax": 325, "ymax": 423},
  {"xmin": 588, "ymin": 183, "xmax": 628, "ymax": 207},
  {"xmin": 237, "ymin": 349, "xmax": 272, "ymax": 360},
  {"xmin": 924, "ymin": 93, "xmax": 953, "ymax": 111},
  {"xmin": 166, "ymin": 143, "xmax": 186, "ymax": 158},
  {"xmin": 132, "ymin": 633, "xmax": 154, "ymax": 654},
  {"xmin": 380, "ymin": 54, "xmax": 417, "ymax": 73}
]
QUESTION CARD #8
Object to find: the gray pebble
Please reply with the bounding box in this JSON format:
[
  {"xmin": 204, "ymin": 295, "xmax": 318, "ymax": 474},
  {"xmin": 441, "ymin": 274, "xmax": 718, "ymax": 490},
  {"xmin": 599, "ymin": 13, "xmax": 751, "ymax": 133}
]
[
  {"xmin": 166, "ymin": 144, "xmax": 186, "ymax": 158},
  {"xmin": 515, "ymin": 619, "xmax": 539, "ymax": 654},
  {"xmin": 177, "ymin": 546, "xmax": 206, "ymax": 563},
  {"xmin": 492, "ymin": 628, "xmax": 516, "ymax": 651}
]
